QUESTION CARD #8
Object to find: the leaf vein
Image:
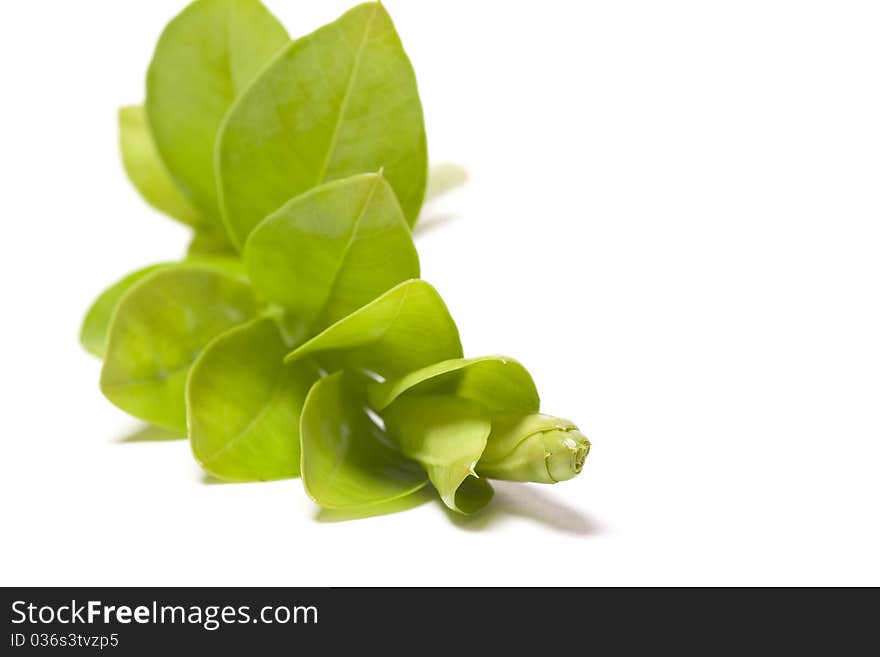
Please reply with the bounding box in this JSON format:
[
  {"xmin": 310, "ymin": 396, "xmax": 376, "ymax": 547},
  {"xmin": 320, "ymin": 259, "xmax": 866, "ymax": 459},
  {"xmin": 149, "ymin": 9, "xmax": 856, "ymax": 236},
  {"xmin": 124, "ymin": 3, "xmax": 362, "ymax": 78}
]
[
  {"xmin": 201, "ymin": 367, "xmax": 289, "ymax": 466},
  {"xmin": 314, "ymin": 3, "xmax": 380, "ymax": 186},
  {"xmin": 312, "ymin": 174, "xmax": 383, "ymax": 327}
]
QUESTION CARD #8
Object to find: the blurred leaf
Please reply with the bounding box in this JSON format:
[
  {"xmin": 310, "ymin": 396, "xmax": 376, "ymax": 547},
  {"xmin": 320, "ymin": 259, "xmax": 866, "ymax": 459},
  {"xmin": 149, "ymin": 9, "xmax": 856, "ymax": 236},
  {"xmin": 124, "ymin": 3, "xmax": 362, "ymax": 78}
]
[
  {"xmin": 80, "ymin": 264, "xmax": 167, "ymax": 358},
  {"xmin": 100, "ymin": 264, "xmax": 258, "ymax": 432},
  {"xmin": 80, "ymin": 257, "xmax": 245, "ymax": 359},
  {"xmin": 425, "ymin": 162, "xmax": 468, "ymax": 201},
  {"xmin": 187, "ymin": 229, "xmax": 237, "ymax": 257},
  {"xmin": 118, "ymin": 105, "xmax": 203, "ymax": 227}
]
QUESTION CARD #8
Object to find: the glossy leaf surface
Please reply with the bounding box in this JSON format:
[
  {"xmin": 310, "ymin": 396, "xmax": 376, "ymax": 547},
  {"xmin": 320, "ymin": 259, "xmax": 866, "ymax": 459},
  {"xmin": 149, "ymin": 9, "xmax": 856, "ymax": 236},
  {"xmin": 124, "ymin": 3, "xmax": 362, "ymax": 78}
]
[
  {"xmin": 119, "ymin": 105, "xmax": 203, "ymax": 227},
  {"xmin": 100, "ymin": 265, "xmax": 258, "ymax": 432},
  {"xmin": 369, "ymin": 356, "xmax": 540, "ymax": 413},
  {"xmin": 285, "ymin": 280, "xmax": 462, "ymax": 379},
  {"xmin": 146, "ymin": 0, "xmax": 288, "ymax": 224},
  {"xmin": 244, "ymin": 173, "xmax": 419, "ymax": 331},
  {"xmin": 383, "ymin": 394, "xmax": 493, "ymax": 514},
  {"xmin": 300, "ymin": 372, "xmax": 427, "ymax": 509},
  {"xmin": 218, "ymin": 1, "xmax": 427, "ymax": 247},
  {"xmin": 188, "ymin": 317, "xmax": 319, "ymax": 481}
]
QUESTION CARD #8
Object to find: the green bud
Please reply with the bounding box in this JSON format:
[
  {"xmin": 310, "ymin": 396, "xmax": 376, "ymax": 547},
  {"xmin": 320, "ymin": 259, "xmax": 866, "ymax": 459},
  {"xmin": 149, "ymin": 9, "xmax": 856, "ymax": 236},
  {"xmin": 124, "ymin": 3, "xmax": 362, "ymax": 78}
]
[{"xmin": 477, "ymin": 414, "xmax": 590, "ymax": 484}]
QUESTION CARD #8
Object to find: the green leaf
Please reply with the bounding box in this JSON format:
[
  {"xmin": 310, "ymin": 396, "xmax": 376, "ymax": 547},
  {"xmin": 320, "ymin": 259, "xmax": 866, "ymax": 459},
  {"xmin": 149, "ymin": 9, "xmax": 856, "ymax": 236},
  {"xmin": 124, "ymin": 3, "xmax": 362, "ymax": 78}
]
[
  {"xmin": 285, "ymin": 280, "xmax": 462, "ymax": 379},
  {"xmin": 383, "ymin": 394, "xmax": 494, "ymax": 514},
  {"xmin": 183, "ymin": 254, "xmax": 247, "ymax": 278},
  {"xmin": 300, "ymin": 372, "xmax": 427, "ymax": 509},
  {"xmin": 187, "ymin": 317, "xmax": 319, "ymax": 481},
  {"xmin": 118, "ymin": 105, "xmax": 203, "ymax": 227},
  {"xmin": 187, "ymin": 229, "xmax": 237, "ymax": 257},
  {"xmin": 369, "ymin": 356, "xmax": 540, "ymax": 413},
  {"xmin": 244, "ymin": 172, "xmax": 419, "ymax": 332},
  {"xmin": 81, "ymin": 256, "xmax": 246, "ymax": 360},
  {"xmin": 80, "ymin": 264, "xmax": 166, "ymax": 358},
  {"xmin": 100, "ymin": 264, "xmax": 259, "ymax": 432},
  {"xmin": 450, "ymin": 477, "xmax": 494, "ymax": 515},
  {"xmin": 217, "ymin": 1, "xmax": 427, "ymax": 247},
  {"xmin": 146, "ymin": 0, "xmax": 289, "ymax": 225}
]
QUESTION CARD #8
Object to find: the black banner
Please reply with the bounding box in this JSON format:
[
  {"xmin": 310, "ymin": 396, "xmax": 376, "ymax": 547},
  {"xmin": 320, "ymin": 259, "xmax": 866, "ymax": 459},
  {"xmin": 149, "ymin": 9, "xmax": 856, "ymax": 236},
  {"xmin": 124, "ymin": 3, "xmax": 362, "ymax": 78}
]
[{"xmin": 1, "ymin": 587, "xmax": 874, "ymax": 653}]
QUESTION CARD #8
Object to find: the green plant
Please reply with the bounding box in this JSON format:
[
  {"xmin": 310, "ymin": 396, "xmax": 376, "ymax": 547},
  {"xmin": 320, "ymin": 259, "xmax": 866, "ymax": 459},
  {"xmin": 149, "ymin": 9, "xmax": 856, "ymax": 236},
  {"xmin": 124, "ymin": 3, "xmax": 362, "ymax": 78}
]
[{"xmin": 82, "ymin": 0, "xmax": 590, "ymax": 518}]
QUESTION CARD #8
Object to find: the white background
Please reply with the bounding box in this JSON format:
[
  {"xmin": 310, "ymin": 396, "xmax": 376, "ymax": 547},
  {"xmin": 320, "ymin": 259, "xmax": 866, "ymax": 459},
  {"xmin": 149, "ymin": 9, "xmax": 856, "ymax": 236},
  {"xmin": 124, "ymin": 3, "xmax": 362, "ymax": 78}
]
[{"xmin": 1, "ymin": 0, "xmax": 879, "ymax": 586}]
